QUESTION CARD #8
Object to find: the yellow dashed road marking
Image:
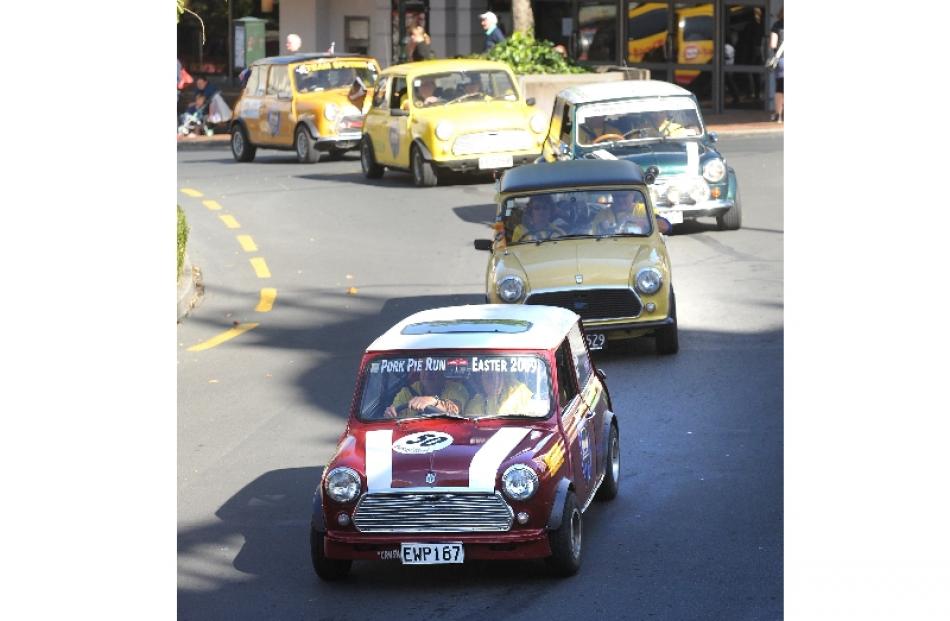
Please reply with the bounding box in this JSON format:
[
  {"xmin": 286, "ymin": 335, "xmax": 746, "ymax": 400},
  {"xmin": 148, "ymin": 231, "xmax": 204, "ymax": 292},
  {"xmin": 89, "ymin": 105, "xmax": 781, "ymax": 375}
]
[
  {"xmin": 256, "ymin": 288, "xmax": 277, "ymax": 312},
  {"xmin": 202, "ymin": 199, "xmax": 223, "ymax": 211},
  {"xmin": 250, "ymin": 257, "xmax": 271, "ymax": 278},
  {"xmin": 219, "ymin": 214, "xmax": 240, "ymax": 229},
  {"xmin": 181, "ymin": 188, "xmax": 203, "ymax": 197},
  {"xmin": 237, "ymin": 235, "xmax": 258, "ymax": 252},
  {"xmin": 187, "ymin": 323, "xmax": 260, "ymax": 352}
]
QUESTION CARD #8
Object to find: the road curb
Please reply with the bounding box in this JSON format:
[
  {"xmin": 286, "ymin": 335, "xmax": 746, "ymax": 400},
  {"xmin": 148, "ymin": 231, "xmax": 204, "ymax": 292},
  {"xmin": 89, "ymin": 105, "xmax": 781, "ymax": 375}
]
[
  {"xmin": 177, "ymin": 254, "xmax": 204, "ymax": 322},
  {"xmin": 177, "ymin": 139, "xmax": 231, "ymax": 151}
]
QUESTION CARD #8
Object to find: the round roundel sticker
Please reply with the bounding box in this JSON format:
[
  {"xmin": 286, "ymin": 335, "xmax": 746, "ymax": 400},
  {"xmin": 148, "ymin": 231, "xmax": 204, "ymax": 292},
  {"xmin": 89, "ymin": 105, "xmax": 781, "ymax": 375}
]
[{"xmin": 392, "ymin": 431, "xmax": 454, "ymax": 455}]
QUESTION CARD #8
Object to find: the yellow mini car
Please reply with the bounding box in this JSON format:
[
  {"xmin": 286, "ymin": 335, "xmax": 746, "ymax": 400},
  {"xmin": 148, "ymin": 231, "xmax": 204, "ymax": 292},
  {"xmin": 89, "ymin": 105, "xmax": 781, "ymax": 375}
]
[
  {"xmin": 230, "ymin": 53, "xmax": 381, "ymax": 163},
  {"xmin": 360, "ymin": 59, "xmax": 548, "ymax": 186},
  {"xmin": 474, "ymin": 159, "xmax": 678, "ymax": 354}
]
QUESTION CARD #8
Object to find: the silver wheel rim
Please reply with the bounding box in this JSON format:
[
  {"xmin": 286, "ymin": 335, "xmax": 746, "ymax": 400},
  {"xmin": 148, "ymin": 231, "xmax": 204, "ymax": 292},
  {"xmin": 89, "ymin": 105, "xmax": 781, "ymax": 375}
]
[
  {"xmin": 611, "ymin": 432, "xmax": 620, "ymax": 483},
  {"xmin": 296, "ymin": 131, "xmax": 307, "ymax": 159},
  {"xmin": 570, "ymin": 509, "xmax": 582, "ymax": 560},
  {"xmin": 233, "ymin": 130, "xmax": 244, "ymax": 156}
]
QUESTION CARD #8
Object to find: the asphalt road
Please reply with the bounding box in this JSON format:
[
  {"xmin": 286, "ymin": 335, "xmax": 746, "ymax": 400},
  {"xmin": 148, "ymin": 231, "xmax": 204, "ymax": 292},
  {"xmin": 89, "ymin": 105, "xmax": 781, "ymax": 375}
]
[{"xmin": 177, "ymin": 134, "xmax": 783, "ymax": 621}]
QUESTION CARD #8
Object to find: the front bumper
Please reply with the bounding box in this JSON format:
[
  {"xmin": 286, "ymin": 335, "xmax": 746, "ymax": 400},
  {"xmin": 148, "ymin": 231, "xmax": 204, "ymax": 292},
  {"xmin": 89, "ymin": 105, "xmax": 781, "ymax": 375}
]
[
  {"xmin": 434, "ymin": 153, "xmax": 541, "ymax": 173},
  {"xmin": 654, "ymin": 198, "xmax": 734, "ymax": 220},
  {"xmin": 323, "ymin": 528, "xmax": 552, "ymax": 561},
  {"xmin": 315, "ymin": 131, "xmax": 362, "ymax": 152},
  {"xmin": 583, "ymin": 315, "xmax": 676, "ymax": 338}
]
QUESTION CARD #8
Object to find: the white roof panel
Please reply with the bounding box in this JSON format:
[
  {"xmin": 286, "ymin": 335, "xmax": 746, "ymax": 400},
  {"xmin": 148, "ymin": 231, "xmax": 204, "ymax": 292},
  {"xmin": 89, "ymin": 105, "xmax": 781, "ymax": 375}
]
[
  {"xmin": 367, "ymin": 305, "xmax": 580, "ymax": 352},
  {"xmin": 560, "ymin": 80, "xmax": 694, "ymax": 105}
]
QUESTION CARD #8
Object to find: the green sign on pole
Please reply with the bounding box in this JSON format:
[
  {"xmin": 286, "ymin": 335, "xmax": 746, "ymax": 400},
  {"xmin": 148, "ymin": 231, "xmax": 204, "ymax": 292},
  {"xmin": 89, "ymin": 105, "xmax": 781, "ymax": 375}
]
[{"xmin": 234, "ymin": 17, "xmax": 267, "ymax": 68}]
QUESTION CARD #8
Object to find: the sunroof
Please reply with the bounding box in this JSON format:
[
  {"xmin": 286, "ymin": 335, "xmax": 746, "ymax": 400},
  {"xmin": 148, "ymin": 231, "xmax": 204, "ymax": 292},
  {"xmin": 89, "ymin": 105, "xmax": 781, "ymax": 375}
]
[{"xmin": 402, "ymin": 319, "xmax": 532, "ymax": 335}]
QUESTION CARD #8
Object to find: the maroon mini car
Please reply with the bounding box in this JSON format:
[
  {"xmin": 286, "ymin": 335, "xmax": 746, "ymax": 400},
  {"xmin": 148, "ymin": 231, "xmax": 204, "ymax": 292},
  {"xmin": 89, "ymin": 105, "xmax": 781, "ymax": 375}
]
[{"xmin": 310, "ymin": 304, "xmax": 620, "ymax": 579}]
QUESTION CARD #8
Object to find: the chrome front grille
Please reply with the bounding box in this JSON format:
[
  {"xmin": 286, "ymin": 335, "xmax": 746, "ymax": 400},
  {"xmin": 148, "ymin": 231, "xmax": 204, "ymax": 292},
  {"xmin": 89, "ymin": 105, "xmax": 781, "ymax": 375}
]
[
  {"xmin": 526, "ymin": 288, "xmax": 642, "ymax": 321},
  {"xmin": 452, "ymin": 130, "xmax": 533, "ymax": 156},
  {"xmin": 353, "ymin": 492, "xmax": 513, "ymax": 533},
  {"xmin": 336, "ymin": 115, "xmax": 364, "ymax": 132}
]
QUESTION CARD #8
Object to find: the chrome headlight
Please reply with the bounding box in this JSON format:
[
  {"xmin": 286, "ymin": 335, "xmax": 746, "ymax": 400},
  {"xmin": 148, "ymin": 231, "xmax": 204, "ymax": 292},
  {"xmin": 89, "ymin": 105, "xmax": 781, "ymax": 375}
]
[
  {"xmin": 435, "ymin": 121, "xmax": 454, "ymax": 141},
  {"xmin": 325, "ymin": 467, "xmax": 361, "ymax": 503},
  {"xmin": 635, "ymin": 267, "xmax": 663, "ymax": 295},
  {"xmin": 689, "ymin": 179, "xmax": 710, "ymax": 203},
  {"xmin": 497, "ymin": 275, "xmax": 525, "ymax": 303},
  {"xmin": 502, "ymin": 464, "xmax": 539, "ymax": 501},
  {"xmin": 529, "ymin": 112, "xmax": 547, "ymax": 134},
  {"xmin": 323, "ymin": 103, "xmax": 339, "ymax": 121},
  {"xmin": 703, "ymin": 159, "xmax": 726, "ymax": 182}
]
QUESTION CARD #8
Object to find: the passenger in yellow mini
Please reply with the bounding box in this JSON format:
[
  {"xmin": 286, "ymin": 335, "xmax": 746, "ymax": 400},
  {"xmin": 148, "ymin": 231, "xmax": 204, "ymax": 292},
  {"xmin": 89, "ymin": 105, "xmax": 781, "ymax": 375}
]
[
  {"xmin": 464, "ymin": 370, "xmax": 533, "ymax": 416},
  {"xmin": 592, "ymin": 191, "xmax": 650, "ymax": 235},
  {"xmin": 511, "ymin": 195, "xmax": 566, "ymax": 243},
  {"xmin": 385, "ymin": 368, "xmax": 469, "ymax": 418}
]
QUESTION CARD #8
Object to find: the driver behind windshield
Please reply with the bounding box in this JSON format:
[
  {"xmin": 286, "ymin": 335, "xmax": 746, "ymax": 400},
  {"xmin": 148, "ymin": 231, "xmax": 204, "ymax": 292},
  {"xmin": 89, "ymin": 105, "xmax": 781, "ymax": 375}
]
[
  {"xmin": 384, "ymin": 368, "xmax": 469, "ymax": 418},
  {"xmin": 579, "ymin": 114, "xmax": 626, "ymax": 145},
  {"xmin": 592, "ymin": 191, "xmax": 650, "ymax": 235},
  {"xmin": 463, "ymin": 370, "xmax": 533, "ymax": 417},
  {"xmin": 511, "ymin": 195, "xmax": 566, "ymax": 243}
]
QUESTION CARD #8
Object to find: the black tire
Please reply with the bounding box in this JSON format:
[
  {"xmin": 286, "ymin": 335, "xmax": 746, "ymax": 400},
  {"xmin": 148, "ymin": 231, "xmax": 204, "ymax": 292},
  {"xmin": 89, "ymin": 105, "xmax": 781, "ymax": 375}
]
[
  {"xmin": 310, "ymin": 527, "xmax": 351, "ymax": 581},
  {"xmin": 411, "ymin": 144, "xmax": 438, "ymax": 187},
  {"xmin": 295, "ymin": 125, "xmax": 319, "ymax": 163},
  {"xmin": 230, "ymin": 124, "xmax": 256, "ymax": 162},
  {"xmin": 595, "ymin": 423, "xmax": 620, "ymax": 501},
  {"xmin": 546, "ymin": 491, "xmax": 582, "ymax": 576},
  {"xmin": 656, "ymin": 289, "xmax": 679, "ymax": 355},
  {"xmin": 360, "ymin": 137, "xmax": 384, "ymax": 179},
  {"xmin": 716, "ymin": 188, "xmax": 742, "ymax": 230}
]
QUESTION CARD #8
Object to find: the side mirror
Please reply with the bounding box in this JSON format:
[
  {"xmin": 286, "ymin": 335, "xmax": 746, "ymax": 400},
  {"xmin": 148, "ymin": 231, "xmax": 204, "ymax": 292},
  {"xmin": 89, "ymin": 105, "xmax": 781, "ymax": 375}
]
[
  {"xmin": 596, "ymin": 368, "xmax": 607, "ymax": 381},
  {"xmin": 391, "ymin": 108, "xmax": 409, "ymax": 117},
  {"xmin": 526, "ymin": 97, "xmax": 536, "ymax": 106},
  {"xmin": 656, "ymin": 216, "xmax": 672, "ymax": 235},
  {"xmin": 707, "ymin": 131, "xmax": 718, "ymax": 143},
  {"xmin": 473, "ymin": 239, "xmax": 493, "ymax": 251}
]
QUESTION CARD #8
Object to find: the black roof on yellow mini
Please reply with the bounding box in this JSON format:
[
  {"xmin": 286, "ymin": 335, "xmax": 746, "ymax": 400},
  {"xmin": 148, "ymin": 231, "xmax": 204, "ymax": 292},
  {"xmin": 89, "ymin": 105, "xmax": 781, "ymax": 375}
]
[
  {"xmin": 499, "ymin": 160, "xmax": 646, "ymax": 194},
  {"xmin": 251, "ymin": 53, "xmax": 371, "ymax": 66}
]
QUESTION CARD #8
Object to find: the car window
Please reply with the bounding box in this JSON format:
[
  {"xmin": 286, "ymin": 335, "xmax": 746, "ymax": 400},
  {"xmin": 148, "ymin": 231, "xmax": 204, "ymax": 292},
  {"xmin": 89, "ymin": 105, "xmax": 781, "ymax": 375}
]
[
  {"xmin": 251, "ymin": 66, "xmax": 267, "ymax": 97},
  {"xmin": 266, "ymin": 65, "xmax": 282, "ymax": 96},
  {"xmin": 390, "ymin": 77, "xmax": 407, "ymax": 110},
  {"xmin": 410, "ymin": 70, "xmax": 517, "ymax": 108},
  {"xmin": 372, "ymin": 76, "xmax": 389, "ymax": 108},
  {"xmin": 502, "ymin": 188, "xmax": 652, "ymax": 242},
  {"xmin": 357, "ymin": 353, "xmax": 552, "ymax": 421},
  {"xmin": 244, "ymin": 66, "xmax": 262, "ymax": 96},
  {"xmin": 575, "ymin": 97, "xmax": 703, "ymax": 146},
  {"xmin": 293, "ymin": 60, "xmax": 378, "ymax": 93},
  {"xmin": 567, "ymin": 325, "xmax": 594, "ymax": 389},
  {"xmin": 555, "ymin": 341, "xmax": 578, "ymax": 408}
]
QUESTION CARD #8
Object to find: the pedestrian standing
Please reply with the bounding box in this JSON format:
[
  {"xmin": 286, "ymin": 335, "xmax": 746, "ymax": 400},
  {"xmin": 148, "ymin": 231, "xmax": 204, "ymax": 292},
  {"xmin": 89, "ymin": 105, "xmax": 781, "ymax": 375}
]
[
  {"xmin": 480, "ymin": 11, "xmax": 506, "ymax": 52},
  {"xmin": 286, "ymin": 33, "xmax": 302, "ymax": 54},
  {"xmin": 768, "ymin": 7, "xmax": 784, "ymax": 122},
  {"xmin": 724, "ymin": 33, "xmax": 741, "ymax": 106},
  {"xmin": 406, "ymin": 24, "xmax": 434, "ymax": 61}
]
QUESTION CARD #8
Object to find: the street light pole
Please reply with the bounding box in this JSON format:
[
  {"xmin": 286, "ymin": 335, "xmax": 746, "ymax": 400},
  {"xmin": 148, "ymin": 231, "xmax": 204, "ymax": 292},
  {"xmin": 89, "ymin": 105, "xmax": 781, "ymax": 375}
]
[{"xmin": 228, "ymin": 0, "xmax": 234, "ymax": 85}]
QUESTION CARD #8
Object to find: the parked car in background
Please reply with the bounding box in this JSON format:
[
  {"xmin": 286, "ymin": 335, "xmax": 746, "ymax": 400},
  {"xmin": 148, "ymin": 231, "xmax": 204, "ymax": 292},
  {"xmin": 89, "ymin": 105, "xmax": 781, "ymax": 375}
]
[
  {"xmin": 311, "ymin": 304, "xmax": 619, "ymax": 580},
  {"xmin": 230, "ymin": 52, "xmax": 381, "ymax": 163},
  {"xmin": 475, "ymin": 159, "xmax": 679, "ymax": 354},
  {"xmin": 539, "ymin": 80, "xmax": 741, "ymax": 230},
  {"xmin": 359, "ymin": 59, "xmax": 547, "ymax": 187}
]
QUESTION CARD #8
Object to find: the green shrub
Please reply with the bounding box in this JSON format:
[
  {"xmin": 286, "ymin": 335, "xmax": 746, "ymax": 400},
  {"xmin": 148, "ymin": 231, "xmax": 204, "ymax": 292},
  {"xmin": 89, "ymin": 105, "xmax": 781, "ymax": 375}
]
[
  {"xmin": 484, "ymin": 31, "xmax": 588, "ymax": 75},
  {"xmin": 177, "ymin": 206, "xmax": 189, "ymax": 282}
]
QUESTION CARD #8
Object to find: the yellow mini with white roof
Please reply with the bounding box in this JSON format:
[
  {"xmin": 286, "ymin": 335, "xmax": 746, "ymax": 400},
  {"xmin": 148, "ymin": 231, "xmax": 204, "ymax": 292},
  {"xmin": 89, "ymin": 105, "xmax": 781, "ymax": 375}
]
[
  {"xmin": 230, "ymin": 53, "xmax": 381, "ymax": 163},
  {"xmin": 359, "ymin": 59, "xmax": 548, "ymax": 186}
]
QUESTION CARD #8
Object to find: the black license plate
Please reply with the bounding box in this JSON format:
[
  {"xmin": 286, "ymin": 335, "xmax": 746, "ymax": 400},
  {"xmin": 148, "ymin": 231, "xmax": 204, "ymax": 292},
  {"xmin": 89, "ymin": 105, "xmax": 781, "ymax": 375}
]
[{"xmin": 585, "ymin": 332, "xmax": 606, "ymax": 351}]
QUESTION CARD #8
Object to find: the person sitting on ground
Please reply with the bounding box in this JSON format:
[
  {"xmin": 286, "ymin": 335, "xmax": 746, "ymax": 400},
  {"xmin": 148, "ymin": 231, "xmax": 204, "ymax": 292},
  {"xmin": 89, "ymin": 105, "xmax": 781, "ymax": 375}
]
[
  {"xmin": 178, "ymin": 93, "xmax": 209, "ymax": 135},
  {"xmin": 464, "ymin": 370, "xmax": 533, "ymax": 417},
  {"xmin": 414, "ymin": 76, "xmax": 443, "ymax": 107},
  {"xmin": 511, "ymin": 195, "xmax": 566, "ymax": 243},
  {"xmin": 384, "ymin": 368, "xmax": 469, "ymax": 418},
  {"xmin": 591, "ymin": 191, "xmax": 650, "ymax": 235}
]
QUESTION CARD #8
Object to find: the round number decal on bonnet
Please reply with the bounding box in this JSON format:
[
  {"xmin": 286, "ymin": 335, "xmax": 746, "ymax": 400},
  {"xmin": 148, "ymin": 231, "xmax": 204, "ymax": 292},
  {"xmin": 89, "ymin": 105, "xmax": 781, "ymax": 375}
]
[{"xmin": 392, "ymin": 431, "xmax": 454, "ymax": 455}]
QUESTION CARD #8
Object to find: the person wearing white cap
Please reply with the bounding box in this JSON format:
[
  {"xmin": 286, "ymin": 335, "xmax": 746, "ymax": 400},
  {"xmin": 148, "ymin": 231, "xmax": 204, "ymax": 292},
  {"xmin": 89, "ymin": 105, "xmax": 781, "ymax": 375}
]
[{"xmin": 480, "ymin": 11, "xmax": 506, "ymax": 51}]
